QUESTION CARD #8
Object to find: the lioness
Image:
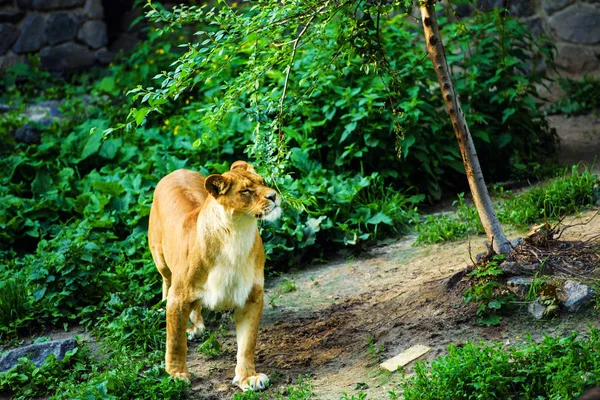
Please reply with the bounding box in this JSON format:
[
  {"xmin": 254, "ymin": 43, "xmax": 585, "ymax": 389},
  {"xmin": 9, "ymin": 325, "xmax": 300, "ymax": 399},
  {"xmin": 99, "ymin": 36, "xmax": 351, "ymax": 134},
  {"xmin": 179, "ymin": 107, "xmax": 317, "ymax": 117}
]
[{"xmin": 148, "ymin": 161, "xmax": 281, "ymax": 391}]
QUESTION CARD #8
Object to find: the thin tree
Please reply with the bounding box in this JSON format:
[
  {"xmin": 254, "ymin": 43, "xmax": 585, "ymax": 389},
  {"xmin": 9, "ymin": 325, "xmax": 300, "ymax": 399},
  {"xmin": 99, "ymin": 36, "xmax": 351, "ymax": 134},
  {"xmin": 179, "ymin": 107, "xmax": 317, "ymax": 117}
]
[{"xmin": 419, "ymin": 1, "xmax": 512, "ymax": 254}]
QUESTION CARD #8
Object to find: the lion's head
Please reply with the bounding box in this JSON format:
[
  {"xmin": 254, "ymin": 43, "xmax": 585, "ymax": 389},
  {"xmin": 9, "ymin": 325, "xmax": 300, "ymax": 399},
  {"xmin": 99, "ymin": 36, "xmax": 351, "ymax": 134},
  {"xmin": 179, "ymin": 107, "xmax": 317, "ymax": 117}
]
[{"xmin": 205, "ymin": 161, "xmax": 281, "ymax": 222}]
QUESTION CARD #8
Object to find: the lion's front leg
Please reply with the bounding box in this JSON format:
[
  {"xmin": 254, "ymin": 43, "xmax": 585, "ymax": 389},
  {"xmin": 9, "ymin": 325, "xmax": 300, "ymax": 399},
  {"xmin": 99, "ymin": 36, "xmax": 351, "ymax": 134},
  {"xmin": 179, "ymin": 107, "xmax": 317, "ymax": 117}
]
[
  {"xmin": 232, "ymin": 284, "xmax": 269, "ymax": 392},
  {"xmin": 165, "ymin": 296, "xmax": 191, "ymax": 381}
]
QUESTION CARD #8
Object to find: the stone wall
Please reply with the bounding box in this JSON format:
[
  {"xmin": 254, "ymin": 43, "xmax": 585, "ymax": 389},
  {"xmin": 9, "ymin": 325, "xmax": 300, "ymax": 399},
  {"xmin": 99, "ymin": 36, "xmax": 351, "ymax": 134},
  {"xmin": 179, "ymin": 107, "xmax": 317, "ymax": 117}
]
[
  {"xmin": 0, "ymin": 0, "xmax": 110, "ymax": 73},
  {"xmin": 474, "ymin": 0, "xmax": 600, "ymax": 74}
]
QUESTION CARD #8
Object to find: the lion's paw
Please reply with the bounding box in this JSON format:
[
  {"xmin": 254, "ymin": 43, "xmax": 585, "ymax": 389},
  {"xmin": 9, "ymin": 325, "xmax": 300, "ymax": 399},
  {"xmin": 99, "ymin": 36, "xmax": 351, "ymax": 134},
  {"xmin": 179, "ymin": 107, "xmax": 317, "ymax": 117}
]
[
  {"xmin": 232, "ymin": 373, "xmax": 269, "ymax": 392},
  {"xmin": 171, "ymin": 371, "xmax": 190, "ymax": 382},
  {"xmin": 187, "ymin": 324, "xmax": 204, "ymax": 341}
]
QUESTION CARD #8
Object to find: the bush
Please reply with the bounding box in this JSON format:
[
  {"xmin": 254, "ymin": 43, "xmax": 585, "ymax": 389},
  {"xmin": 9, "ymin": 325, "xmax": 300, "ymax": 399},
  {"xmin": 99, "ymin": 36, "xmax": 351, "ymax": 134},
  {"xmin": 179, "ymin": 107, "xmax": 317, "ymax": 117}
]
[
  {"xmin": 401, "ymin": 328, "xmax": 600, "ymax": 399},
  {"xmin": 550, "ymin": 75, "xmax": 600, "ymax": 116}
]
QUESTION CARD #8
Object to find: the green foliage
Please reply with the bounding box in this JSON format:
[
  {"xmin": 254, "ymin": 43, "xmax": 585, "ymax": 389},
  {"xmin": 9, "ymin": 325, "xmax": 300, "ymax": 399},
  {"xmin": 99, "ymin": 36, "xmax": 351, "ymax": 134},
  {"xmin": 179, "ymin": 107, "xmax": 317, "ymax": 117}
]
[
  {"xmin": 550, "ymin": 76, "xmax": 600, "ymax": 116},
  {"xmin": 197, "ymin": 327, "xmax": 225, "ymax": 359},
  {"xmin": 463, "ymin": 254, "xmax": 514, "ymax": 326},
  {"xmin": 232, "ymin": 375, "xmax": 313, "ymax": 400},
  {"xmin": 415, "ymin": 193, "xmax": 484, "ymax": 244},
  {"xmin": 279, "ymin": 278, "xmax": 298, "ymax": 294},
  {"xmin": 499, "ymin": 166, "xmax": 599, "ymax": 228},
  {"xmin": 95, "ymin": 305, "xmax": 166, "ymax": 355},
  {"xmin": 401, "ymin": 328, "xmax": 600, "ymax": 399},
  {"xmin": 135, "ymin": 2, "xmax": 557, "ymax": 200}
]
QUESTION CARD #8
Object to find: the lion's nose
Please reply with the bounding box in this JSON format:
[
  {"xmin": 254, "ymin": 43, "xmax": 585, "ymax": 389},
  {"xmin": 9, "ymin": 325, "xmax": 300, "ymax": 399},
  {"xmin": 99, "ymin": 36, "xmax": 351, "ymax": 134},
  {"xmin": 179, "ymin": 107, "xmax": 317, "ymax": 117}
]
[{"xmin": 265, "ymin": 192, "xmax": 277, "ymax": 202}]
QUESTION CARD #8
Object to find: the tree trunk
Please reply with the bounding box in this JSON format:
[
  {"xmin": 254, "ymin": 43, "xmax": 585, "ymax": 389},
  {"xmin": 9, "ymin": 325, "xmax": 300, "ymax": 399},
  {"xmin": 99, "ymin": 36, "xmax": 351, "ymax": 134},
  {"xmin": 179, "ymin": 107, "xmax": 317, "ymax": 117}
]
[{"xmin": 419, "ymin": 1, "xmax": 512, "ymax": 255}]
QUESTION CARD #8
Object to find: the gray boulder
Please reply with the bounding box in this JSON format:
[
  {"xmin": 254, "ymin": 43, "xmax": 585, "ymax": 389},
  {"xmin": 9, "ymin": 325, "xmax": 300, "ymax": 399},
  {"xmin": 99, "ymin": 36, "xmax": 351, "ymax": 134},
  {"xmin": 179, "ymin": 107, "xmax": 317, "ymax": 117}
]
[
  {"xmin": 563, "ymin": 280, "xmax": 594, "ymax": 313},
  {"xmin": 83, "ymin": 0, "xmax": 104, "ymax": 19},
  {"xmin": 0, "ymin": 23, "xmax": 20, "ymax": 56},
  {"xmin": 543, "ymin": 0, "xmax": 575, "ymax": 14},
  {"xmin": 0, "ymin": 338, "xmax": 77, "ymax": 372},
  {"xmin": 507, "ymin": 277, "xmax": 533, "ymax": 298},
  {"xmin": 40, "ymin": 41, "xmax": 95, "ymax": 71},
  {"xmin": 31, "ymin": 0, "xmax": 85, "ymax": 10},
  {"xmin": 0, "ymin": 11, "xmax": 25, "ymax": 23},
  {"xmin": 46, "ymin": 12, "xmax": 81, "ymax": 45},
  {"xmin": 549, "ymin": 6, "xmax": 600, "ymax": 44},
  {"xmin": 77, "ymin": 20, "xmax": 107, "ymax": 49},
  {"xmin": 13, "ymin": 14, "xmax": 46, "ymax": 54},
  {"xmin": 528, "ymin": 300, "xmax": 547, "ymax": 320}
]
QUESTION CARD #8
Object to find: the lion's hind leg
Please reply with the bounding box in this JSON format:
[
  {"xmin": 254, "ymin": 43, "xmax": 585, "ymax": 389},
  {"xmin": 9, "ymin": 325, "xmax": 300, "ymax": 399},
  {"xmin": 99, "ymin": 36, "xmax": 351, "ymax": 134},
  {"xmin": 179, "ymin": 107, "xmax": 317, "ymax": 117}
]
[{"xmin": 187, "ymin": 301, "xmax": 205, "ymax": 341}]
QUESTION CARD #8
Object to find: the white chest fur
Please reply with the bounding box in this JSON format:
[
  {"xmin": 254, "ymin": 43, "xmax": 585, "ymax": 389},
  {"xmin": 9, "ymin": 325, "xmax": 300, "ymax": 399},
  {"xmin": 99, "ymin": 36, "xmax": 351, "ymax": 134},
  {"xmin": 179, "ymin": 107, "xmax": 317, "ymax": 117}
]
[{"xmin": 199, "ymin": 215, "xmax": 258, "ymax": 311}]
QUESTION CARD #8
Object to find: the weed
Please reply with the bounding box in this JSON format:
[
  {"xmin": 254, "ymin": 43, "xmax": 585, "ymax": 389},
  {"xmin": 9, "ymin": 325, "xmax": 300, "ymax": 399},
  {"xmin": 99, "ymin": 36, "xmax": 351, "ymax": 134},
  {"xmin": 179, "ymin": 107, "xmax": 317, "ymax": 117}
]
[
  {"xmin": 366, "ymin": 335, "xmax": 385, "ymax": 364},
  {"xmin": 280, "ymin": 279, "xmax": 298, "ymax": 294},
  {"xmin": 340, "ymin": 392, "xmax": 368, "ymax": 400},
  {"xmin": 0, "ymin": 278, "xmax": 32, "ymax": 338},
  {"xmin": 463, "ymin": 254, "xmax": 514, "ymax": 326},
  {"xmin": 550, "ymin": 76, "xmax": 600, "ymax": 116},
  {"xmin": 232, "ymin": 375, "xmax": 313, "ymax": 399},
  {"xmin": 197, "ymin": 330, "xmax": 223, "ymax": 359}
]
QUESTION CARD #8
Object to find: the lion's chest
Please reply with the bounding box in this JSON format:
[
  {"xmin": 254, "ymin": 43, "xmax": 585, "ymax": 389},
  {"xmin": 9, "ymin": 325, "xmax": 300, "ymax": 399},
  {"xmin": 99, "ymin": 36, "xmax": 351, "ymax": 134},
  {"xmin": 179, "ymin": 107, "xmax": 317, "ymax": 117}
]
[{"xmin": 199, "ymin": 229, "xmax": 258, "ymax": 311}]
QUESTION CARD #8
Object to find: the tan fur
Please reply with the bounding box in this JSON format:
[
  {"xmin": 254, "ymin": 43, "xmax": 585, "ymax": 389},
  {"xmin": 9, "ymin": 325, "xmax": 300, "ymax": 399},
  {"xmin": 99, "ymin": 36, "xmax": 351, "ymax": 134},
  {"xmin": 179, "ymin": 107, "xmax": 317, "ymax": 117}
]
[{"xmin": 148, "ymin": 161, "xmax": 281, "ymax": 391}]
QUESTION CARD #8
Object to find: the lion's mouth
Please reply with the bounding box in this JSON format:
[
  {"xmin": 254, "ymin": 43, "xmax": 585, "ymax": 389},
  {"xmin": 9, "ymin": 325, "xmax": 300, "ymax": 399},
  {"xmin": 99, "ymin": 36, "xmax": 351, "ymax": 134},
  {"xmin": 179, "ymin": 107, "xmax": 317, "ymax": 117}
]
[{"xmin": 255, "ymin": 205, "xmax": 282, "ymax": 221}]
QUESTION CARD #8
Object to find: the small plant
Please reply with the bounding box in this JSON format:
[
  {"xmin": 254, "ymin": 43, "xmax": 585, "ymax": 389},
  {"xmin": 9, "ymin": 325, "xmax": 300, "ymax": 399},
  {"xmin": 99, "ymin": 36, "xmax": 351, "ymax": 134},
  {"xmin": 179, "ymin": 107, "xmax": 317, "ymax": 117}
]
[
  {"xmin": 366, "ymin": 335, "xmax": 385, "ymax": 364},
  {"xmin": 232, "ymin": 375, "xmax": 313, "ymax": 399},
  {"xmin": 463, "ymin": 254, "xmax": 514, "ymax": 326},
  {"xmin": 0, "ymin": 278, "xmax": 32, "ymax": 339},
  {"xmin": 279, "ymin": 279, "xmax": 298, "ymax": 294},
  {"xmin": 550, "ymin": 76, "xmax": 600, "ymax": 116},
  {"xmin": 197, "ymin": 325, "xmax": 228, "ymax": 359}
]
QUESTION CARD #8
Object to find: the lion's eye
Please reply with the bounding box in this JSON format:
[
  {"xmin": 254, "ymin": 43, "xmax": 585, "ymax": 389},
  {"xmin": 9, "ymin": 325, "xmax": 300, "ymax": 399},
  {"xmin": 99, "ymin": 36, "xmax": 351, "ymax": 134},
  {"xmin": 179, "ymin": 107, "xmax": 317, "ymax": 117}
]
[{"xmin": 240, "ymin": 189, "xmax": 252, "ymax": 195}]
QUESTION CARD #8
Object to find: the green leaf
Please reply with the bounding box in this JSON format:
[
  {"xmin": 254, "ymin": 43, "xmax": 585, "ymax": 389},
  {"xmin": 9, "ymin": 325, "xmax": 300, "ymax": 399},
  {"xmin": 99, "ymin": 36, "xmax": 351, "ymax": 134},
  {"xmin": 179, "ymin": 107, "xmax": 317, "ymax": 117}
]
[
  {"xmin": 81, "ymin": 131, "xmax": 103, "ymax": 159},
  {"xmin": 367, "ymin": 212, "xmax": 393, "ymax": 225}
]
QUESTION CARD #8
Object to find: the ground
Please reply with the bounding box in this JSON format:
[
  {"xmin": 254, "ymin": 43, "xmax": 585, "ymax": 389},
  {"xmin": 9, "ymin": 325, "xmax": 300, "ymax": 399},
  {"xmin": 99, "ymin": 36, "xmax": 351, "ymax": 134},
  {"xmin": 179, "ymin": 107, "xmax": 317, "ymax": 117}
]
[
  {"xmin": 180, "ymin": 113, "xmax": 600, "ymax": 399},
  {"xmin": 187, "ymin": 207, "xmax": 598, "ymax": 400}
]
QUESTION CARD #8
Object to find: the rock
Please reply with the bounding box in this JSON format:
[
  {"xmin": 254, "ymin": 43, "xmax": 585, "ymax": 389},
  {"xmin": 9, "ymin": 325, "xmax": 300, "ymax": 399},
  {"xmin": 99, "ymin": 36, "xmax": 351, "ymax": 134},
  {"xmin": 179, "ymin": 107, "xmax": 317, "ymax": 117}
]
[
  {"xmin": 455, "ymin": 4, "xmax": 474, "ymax": 18},
  {"xmin": 46, "ymin": 12, "xmax": 81, "ymax": 45},
  {"xmin": 77, "ymin": 20, "xmax": 107, "ymax": 49},
  {"xmin": 499, "ymin": 261, "xmax": 539, "ymax": 276},
  {"xmin": 563, "ymin": 280, "xmax": 593, "ymax": 313},
  {"xmin": 543, "ymin": 0, "xmax": 575, "ymax": 14},
  {"xmin": 95, "ymin": 47, "xmax": 114, "ymax": 65},
  {"xmin": 40, "ymin": 41, "xmax": 95, "ymax": 71},
  {"xmin": 477, "ymin": 0, "xmax": 504, "ymax": 11},
  {"xmin": 549, "ymin": 6, "xmax": 600, "ymax": 44},
  {"xmin": 12, "ymin": 14, "xmax": 46, "ymax": 54},
  {"xmin": 507, "ymin": 277, "xmax": 533, "ymax": 298},
  {"xmin": 524, "ymin": 17, "xmax": 545, "ymax": 38},
  {"xmin": 16, "ymin": 0, "xmax": 32, "ymax": 8},
  {"xmin": 444, "ymin": 269, "xmax": 467, "ymax": 290},
  {"xmin": 0, "ymin": 338, "xmax": 77, "ymax": 372},
  {"xmin": 528, "ymin": 300, "xmax": 546, "ymax": 320},
  {"xmin": 0, "ymin": 23, "xmax": 20, "ymax": 56},
  {"xmin": 14, "ymin": 124, "xmax": 42, "ymax": 144},
  {"xmin": 0, "ymin": 11, "xmax": 25, "ymax": 23},
  {"xmin": 555, "ymin": 44, "xmax": 599, "ymax": 73},
  {"xmin": 31, "ymin": 0, "xmax": 85, "ymax": 10},
  {"xmin": 508, "ymin": 0, "xmax": 536, "ymax": 17},
  {"xmin": 0, "ymin": 103, "xmax": 15, "ymax": 113},
  {"xmin": 83, "ymin": 0, "xmax": 103, "ymax": 19}
]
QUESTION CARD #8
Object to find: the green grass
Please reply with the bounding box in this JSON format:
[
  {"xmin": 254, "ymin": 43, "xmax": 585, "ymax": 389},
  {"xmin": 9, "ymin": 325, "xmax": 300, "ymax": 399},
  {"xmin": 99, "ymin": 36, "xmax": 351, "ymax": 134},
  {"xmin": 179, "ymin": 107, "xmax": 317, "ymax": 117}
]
[
  {"xmin": 499, "ymin": 165, "xmax": 598, "ymax": 228},
  {"xmin": 417, "ymin": 166, "xmax": 599, "ymax": 244},
  {"xmin": 415, "ymin": 193, "xmax": 484, "ymax": 245},
  {"xmin": 401, "ymin": 328, "xmax": 600, "ymax": 400}
]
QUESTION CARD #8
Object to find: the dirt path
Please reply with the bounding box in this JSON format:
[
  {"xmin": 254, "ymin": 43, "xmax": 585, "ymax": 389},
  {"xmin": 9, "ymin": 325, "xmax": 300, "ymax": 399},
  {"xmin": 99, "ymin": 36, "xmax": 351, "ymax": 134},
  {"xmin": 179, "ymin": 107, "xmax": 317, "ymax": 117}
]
[{"xmin": 186, "ymin": 208, "xmax": 599, "ymax": 400}]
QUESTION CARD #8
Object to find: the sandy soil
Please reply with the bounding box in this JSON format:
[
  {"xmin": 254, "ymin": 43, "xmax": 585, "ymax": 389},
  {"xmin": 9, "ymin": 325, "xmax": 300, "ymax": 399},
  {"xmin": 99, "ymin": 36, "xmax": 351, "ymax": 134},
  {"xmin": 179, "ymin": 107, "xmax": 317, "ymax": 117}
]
[{"xmin": 183, "ymin": 208, "xmax": 598, "ymax": 400}]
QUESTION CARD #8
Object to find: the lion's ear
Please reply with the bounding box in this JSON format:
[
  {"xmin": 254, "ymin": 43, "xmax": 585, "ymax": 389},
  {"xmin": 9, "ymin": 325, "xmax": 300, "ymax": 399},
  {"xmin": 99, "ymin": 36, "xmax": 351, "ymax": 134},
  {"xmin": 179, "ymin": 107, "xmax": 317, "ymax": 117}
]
[
  {"xmin": 230, "ymin": 160, "xmax": 255, "ymax": 173},
  {"xmin": 205, "ymin": 174, "xmax": 231, "ymax": 197}
]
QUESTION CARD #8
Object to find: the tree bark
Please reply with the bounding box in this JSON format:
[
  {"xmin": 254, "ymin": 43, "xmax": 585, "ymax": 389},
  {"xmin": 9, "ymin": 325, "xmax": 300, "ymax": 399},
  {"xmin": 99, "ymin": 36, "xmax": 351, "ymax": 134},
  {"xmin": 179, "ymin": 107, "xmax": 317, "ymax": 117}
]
[{"xmin": 419, "ymin": 1, "xmax": 512, "ymax": 254}]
